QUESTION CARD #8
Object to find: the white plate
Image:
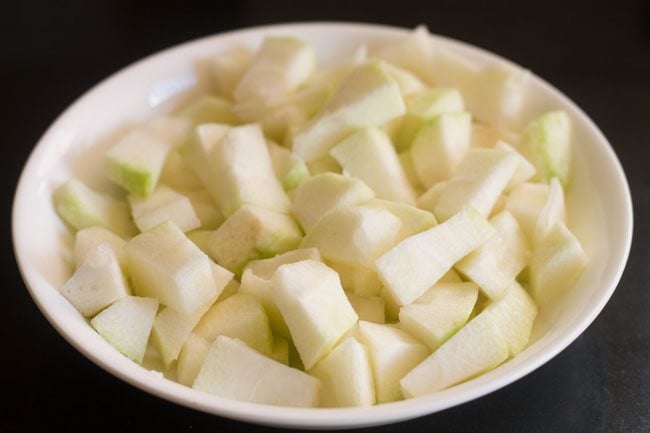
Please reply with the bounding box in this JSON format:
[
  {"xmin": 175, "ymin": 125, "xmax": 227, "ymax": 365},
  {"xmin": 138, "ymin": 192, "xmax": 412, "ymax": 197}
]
[{"xmin": 12, "ymin": 22, "xmax": 633, "ymax": 429}]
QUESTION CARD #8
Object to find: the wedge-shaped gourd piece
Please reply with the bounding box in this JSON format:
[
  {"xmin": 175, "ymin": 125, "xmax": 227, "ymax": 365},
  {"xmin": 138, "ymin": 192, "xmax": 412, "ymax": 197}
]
[
  {"xmin": 150, "ymin": 261, "xmax": 233, "ymax": 368},
  {"xmin": 182, "ymin": 189, "xmax": 224, "ymax": 230},
  {"xmin": 330, "ymin": 128, "xmax": 416, "ymax": 204},
  {"xmin": 150, "ymin": 306, "xmax": 208, "ymax": 370},
  {"xmin": 206, "ymin": 204, "xmax": 302, "ymax": 275},
  {"xmin": 533, "ymin": 177, "xmax": 567, "ymax": 245},
  {"xmin": 209, "ymin": 44, "xmax": 254, "ymax": 98},
  {"xmin": 125, "ymin": 221, "xmax": 217, "ymax": 315},
  {"xmin": 207, "ymin": 124, "xmax": 291, "ymax": 217},
  {"xmin": 397, "ymin": 88, "xmax": 465, "ymax": 150},
  {"xmin": 505, "ymin": 182, "xmax": 550, "ymax": 240},
  {"xmin": 400, "ymin": 282, "xmax": 478, "ymax": 350},
  {"xmin": 234, "ymin": 36, "xmax": 315, "ymax": 105},
  {"xmin": 177, "ymin": 333, "xmax": 210, "ymax": 386},
  {"xmin": 292, "ymin": 61, "xmax": 405, "ymax": 162},
  {"xmin": 346, "ymin": 294, "xmax": 385, "ymax": 324},
  {"xmin": 272, "ymin": 260, "xmax": 358, "ymax": 369},
  {"xmin": 106, "ymin": 130, "xmax": 173, "ymax": 197},
  {"xmin": 60, "ymin": 245, "xmax": 130, "ymax": 317},
  {"xmin": 365, "ymin": 198, "xmax": 437, "ymax": 241},
  {"xmin": 400, "ymin": 310, "xmax": 508, "ymax": 397},
  {"xmin": 301, "ymin": 205, "xmax": 402, "ymax": 268},
  {"xmin": 327, "ymin": 261, "xmax": 384, "ymax": 297},
  {"xmin": 411, "ymin": 112, "xmax": 472, "ymax": 188},
  {"xmin": 179, "ymin": 123, "xmax": 230, "ymax": 194},
  {"xmin": 90, "ymin": 296, "xmax": 159, "ymax": 364},
  {"xmin": 467, "ymin": 63, "xmax": 530, "ymax": 131},
  {"xmin": 159, "ymin": 150, "xmax": 203, "ymax": 190},
  {"xmin": 375, "ymin": 25, "xmax": 435, "ymax": 84},
  {"xmin": 239, "ymin": 248, "xmax": 321, "ymax": 339},
  {"xmin": 377, "ymin": 207, "xmax": 494, "ymax": 306},
  {"xmin": 292, "ymin": 173, "xmax": 375, "ymax": 232},
  {"xmin": 193, "ymin": 293, "xmax": 274, "ymax": 357},
  {"xmin": 519, "ymin": 111, "xmax": 572, "ymax": 186},
  {"xmin": 267, "ymin": 140, "xmax": 310, "ymax": 190},
  {"xmin": 128, "ymin": 185, "xmax": 201, "ymax": 233},
  {"xmin": 434, "ymin": 148, "xmax": 519, "ymax": 222},
  {"xmin": 357, "ymin": 321, "xmax": 429, "ymax": 403},
  {"xmin": 529, "ymin": 221, "xmax": 586, "ymax": 306},
  {"xmin": 180, "ymin": 96, "xmax": 237, "ymax": 126},
  {"xmin": 309, "ymin": 337, "xmax": 375, "ymax": 407},
  {"xmin": 494, "ymin": 141, "xmax": 536, "ymax": 190},
  {"xmin": 54, "ymin": 180, "xmax": 137, "ymax": 238},
  {"xmin": 74, "ymin": 227, "xmax": 127, "ymax": 271},
  {"xmin": 485, "ymin": 281, "xmax": 538, "ymax": 355},
  {"xmin": 193, "ymin": 336, "xmax": 320, "ymax": 407},
  {"xmin": 455, "ymin": 211, "xmax": 530, "ymax": 300}
]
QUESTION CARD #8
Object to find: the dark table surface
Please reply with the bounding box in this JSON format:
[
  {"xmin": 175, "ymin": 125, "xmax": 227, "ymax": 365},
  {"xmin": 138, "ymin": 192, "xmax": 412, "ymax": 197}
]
[{"xmin": 3, "ymin": 1, "xmax": 649, "ymax": 432}]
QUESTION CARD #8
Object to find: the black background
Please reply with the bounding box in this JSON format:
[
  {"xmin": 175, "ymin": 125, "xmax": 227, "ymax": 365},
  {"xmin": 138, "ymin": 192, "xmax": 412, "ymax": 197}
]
[{"xmin": 2, "ymin": 0, "xmax": 649, "ymax": 432}]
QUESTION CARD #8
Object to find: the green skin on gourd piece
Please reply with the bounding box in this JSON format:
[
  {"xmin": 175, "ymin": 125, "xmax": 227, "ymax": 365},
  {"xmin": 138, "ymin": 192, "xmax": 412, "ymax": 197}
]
[
  {"xmin": 106, "ymin": 158, "xmax": 154, "ymax": 197},
  {"xmin": 520, "ymin": 111, "xmax": 571, "ymax": 187}
]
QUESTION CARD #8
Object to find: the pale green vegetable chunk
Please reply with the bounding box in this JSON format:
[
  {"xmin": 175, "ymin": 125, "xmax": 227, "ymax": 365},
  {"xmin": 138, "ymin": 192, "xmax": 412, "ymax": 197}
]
[
  {"xmin": 272, "ymin": 260, "xmax": 358, "ymax": 369},
  {"xmin": 193, "ymin": 293, "xmax": 274, "ymax": 357},
  {"xmin": 455, "ymin": 211, "xmax": 530, "ymax": 300},
  {"xmin": 529, "ymin": 221, "xmax": 586, "ymax": 306},
  {"xmin": 90, "ymin": 296, "xmax": 159, "ymax": 364},
  {"xmin": 309, "ymin": 337, "xmax": 375, "ymax": 407},
  {"xmin": 411, "ymin": 112, "xmax": 472, "ymax": 188},
  {"xmin": 193, "ymin": 336, "xmax": 320, "ymax": 407},
  {"xmin": 177, "ymin": 333, "xmax": 210, "ymax": 386},
  {"xmin": 128, "ymin": 184, "xmax": 201, "ymax": 233},
  {"xmin": 234, "ymin": 36, "xmax": 315, "ymax": 105},
  {"xmin": 205, "ymin": 204, "xmax": 302, "ymax": 275},
  {"xmin": 434, "ymin": 148, "xmax": 519, "ymax": 222},
  {"xmin": 357, "ymin": 321, "xmax": 429, "ymax": 403},
  {"xmin": 206, "ymin": 124, "xmax": 291, "ymax": 217},
  {"xmin": 400, "ymin": 310, "xmax": 508, "ymax": 397},
  {"xmin": 519, "ymin": 110, "xmax": 572, "ymax": 186},
  {"xmin": 292, "ymin": 172, "xmax": 375, "ymax": 232},
  {"xmin": 74, "ymin": 227, "xmax": 127, "ymax": 271},
  {"xmin": 484, "ymin": 281, "xmax": 538, "ymax": 356},
  {"xmin": 60, "ymin": 245, "xmax": 130, "ymax": 317},
  {"xmin": 301, "ymin": 205, "xmax": 402, "ymax": 268},
  {"xmin": 124, "ymin": 221, "xmax": 218, "ymax": 315},
  {"xmin": 54, "ymin": 179, "xmax": 137, "ymax": 238},
  {"xmin": 292, "ymin": 61, "xmax": 405, "ymax": 162},
  {"xmin": 400, "ymin": 282, "xmax": 479, "ymax": 350},
  {"xmin": 106, "ymin": 130, "xmax": 173, "ymax": 197},
  {"xmin": 239, "ymin": 248, "xmax": 321, "ymax": 339},
  {"xmin": 330, "ymin": 128, "xmax": 416, "ymax": 205},
  {"xmin": 377, "ymin": 207, "xmax": 494, "ymax": 306}
]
